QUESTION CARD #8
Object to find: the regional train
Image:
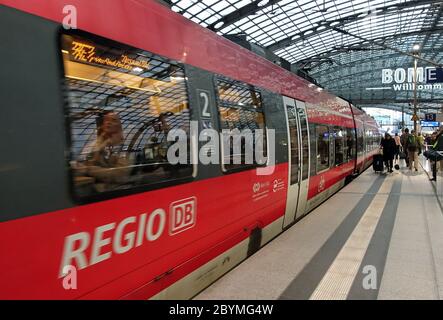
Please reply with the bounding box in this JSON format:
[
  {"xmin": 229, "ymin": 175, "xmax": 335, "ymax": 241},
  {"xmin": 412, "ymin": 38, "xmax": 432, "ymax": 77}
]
[{"xmin": 0, "ymin": 0, "xmax": 381, "ymax": 299}]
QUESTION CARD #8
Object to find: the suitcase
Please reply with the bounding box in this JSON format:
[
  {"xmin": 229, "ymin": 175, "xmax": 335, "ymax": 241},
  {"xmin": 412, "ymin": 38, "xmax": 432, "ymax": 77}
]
[{"xmin": 373, "ymin": 154, "xmax": 384, "ymax": 173}]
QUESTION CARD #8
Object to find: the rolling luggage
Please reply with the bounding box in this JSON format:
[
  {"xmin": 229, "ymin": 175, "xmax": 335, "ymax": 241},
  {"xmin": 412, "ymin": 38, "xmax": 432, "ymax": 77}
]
[{"xmin": 373, "ymin": 154, "xmax": 384, "ymax": 173}]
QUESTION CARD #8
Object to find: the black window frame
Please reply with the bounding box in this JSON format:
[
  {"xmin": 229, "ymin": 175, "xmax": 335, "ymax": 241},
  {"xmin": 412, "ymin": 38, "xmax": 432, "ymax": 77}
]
[
  {"xmin": 59, "ymin": 29, "xmax": 195, "ymax": 205},
  {"xmin": 214, "ymin": 75, "xmax": 268, "ymax": 174},
  {"xmin": 315, "ymin": 124, "xmax": 330, "ymax": 173}
]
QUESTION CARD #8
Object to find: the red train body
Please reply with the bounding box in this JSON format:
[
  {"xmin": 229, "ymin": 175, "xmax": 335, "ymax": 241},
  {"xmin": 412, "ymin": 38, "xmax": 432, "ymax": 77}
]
[{"xmin": 0, "ymin": 0, "xmax": 381, "ymax": 299}]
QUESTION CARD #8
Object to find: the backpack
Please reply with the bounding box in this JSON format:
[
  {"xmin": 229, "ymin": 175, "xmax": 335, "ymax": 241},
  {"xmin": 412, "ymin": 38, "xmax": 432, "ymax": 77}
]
[{"xmin": 407, "ymin": 135, "xmax": 418, "ymax": 152}]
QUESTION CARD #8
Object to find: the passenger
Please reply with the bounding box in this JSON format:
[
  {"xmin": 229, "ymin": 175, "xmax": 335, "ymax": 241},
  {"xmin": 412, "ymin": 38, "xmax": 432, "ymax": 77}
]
[
  {"xmin": 429, "ymin": 126, "xmax": 443, "ymax": 181},
  {"xmin": 418, "ymin": 132, "xmax": 425, "ymax": 149},
  {"xmin": 404, "ymin": 129, "xmax": 420, "ymax": 172},
  {"xmin": 400, "ymin": 128, "xmax": 410, "ymax": 167},
  {"xmin": 393, "ymin": 133, "xmax": 402, "ymax": 164},
  {"xmin": 380, "ymin": 133, "xmax": 396, "ymax": 173},
  {"xmin": 346, "ymin": 135, "xmax": 353, "ymax": 159},
  {"xmin": 86, "ymin": 111, "xmax": 131, "ymax": 189},
  {"xmin": 425, "ymin": 134, "xmax": 432, "ymax": 147},
  {"xmin": 318, "ymin": 133, "xmax": 328, "ymax": 165},
  {"xmin": 159, "ymin": 112, "xmax": 171, "ymax": 133}
]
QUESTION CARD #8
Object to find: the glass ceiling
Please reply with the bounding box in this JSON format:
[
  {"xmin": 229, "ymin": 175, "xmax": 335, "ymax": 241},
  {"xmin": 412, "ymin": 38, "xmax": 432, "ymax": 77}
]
[{"xmin": 171, "ymin": 0, "xmax": 443, "ymax": 114}]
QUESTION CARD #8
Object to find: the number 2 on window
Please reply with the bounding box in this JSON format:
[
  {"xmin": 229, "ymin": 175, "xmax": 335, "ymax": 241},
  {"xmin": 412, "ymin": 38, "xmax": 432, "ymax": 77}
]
[{"xmin": 199, "ymin": 91, "xmax": 211, "ymax": 118}]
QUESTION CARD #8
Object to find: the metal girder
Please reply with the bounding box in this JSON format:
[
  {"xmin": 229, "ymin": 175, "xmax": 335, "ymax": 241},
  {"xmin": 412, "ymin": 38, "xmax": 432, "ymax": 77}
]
[
  {"xmin": 351, "ymin": 99, "xmax": 443, "ymax": 104},
  {"xmin": 358, "ymin": 104, "xmax": 416, "ymax": 113},
  {"xmin": 292, "ymin": 27, "xmax": 443, "ymax": 70},
  {"xmin": 316, "ymin": 61, "xmax": 443, "ymax": 86},
  {"xmin": 329, "ymin": 26, "xmax": 443, "ymax": 67},
  {"xmin": 308, "ymin": 49, "xmax": 442, "ymax": 76},
  {"xmin": 267, "ymin": 0, "xmax": 442, "ymax": 52},
  {"xmin": 207, "ymin": 0, "xmax": 283, "ymax": 32},
  {"xmin": 420, "ymin": 3, "xmax": 443, "ymax": 49}
]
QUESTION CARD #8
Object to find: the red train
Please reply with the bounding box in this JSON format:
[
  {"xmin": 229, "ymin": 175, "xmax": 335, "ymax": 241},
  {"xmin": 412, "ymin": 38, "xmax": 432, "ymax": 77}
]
[{"xmin": 0, "ymin": 0, "xmax": 381, "ymax": 299}]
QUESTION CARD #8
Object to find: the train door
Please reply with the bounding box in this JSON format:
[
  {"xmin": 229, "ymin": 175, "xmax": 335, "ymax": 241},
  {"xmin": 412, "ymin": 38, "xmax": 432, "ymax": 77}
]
[
  {"xmin": 295, "ymin": 100, "xmax": 310, "ymax": 218},
  {"xmin": 282, "ymin": 97, "xmax": 310, "ymax": 228}
]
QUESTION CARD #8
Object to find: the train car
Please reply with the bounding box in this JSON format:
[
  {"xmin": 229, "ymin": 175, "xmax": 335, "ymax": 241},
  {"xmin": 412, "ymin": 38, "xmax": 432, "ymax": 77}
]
[{"xmin": 0, "ymin": 0, "xmax": 381, "ymax": 299}]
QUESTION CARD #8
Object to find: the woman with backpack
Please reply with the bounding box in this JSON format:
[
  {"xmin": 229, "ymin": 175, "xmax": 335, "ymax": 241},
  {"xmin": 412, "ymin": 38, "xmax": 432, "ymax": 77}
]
[{"xmin": 404, "ymin": 130, "xmax": 421, "ymax": 172}]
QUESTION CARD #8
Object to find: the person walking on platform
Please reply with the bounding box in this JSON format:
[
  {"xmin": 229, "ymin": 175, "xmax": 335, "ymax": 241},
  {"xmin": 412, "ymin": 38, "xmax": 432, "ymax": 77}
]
[
  {"xmin": 404, "ymin": 129, "xmax": 420, "ymax": 172},
  {"xmin": 429, "ymin": 126, "xmax": 443, "ymax": 181},
  {"xmin": 418, "ymin": 132, "xmax": 425, "ymax": 150},
  {"xmin": 393, "ymin": 133, "xmax": 402, "ymax": 164},
  {"xmin": 400, "ymin": 128, "xmax": 410, "ymax": 167},
  {"xmin": 380, "ymin": 133, "xmax": 396, "ymax": 173}
]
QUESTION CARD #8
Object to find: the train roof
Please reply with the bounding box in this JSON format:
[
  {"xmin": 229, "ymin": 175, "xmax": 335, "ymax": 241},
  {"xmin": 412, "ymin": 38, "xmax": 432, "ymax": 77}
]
[{"xmin": 2, "ymin": 0, "xmax": 378, "ymax": 126}]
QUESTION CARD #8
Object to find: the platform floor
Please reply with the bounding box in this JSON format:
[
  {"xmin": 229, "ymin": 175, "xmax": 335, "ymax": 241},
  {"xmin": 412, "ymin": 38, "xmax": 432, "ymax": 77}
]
[{"xmin": 195, "ymin": 160, "xmax": 443, "ymax": 300}]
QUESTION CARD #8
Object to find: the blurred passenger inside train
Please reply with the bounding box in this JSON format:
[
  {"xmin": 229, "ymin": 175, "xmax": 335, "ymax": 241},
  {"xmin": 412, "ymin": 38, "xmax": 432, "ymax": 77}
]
[
  {"xmin": 346, "ymin": 135, "xmax": 353, "ymax": 159},
  {"xmin": 380, "ymin": 133, "xmax": 396, "ymax": 173},
  {"xmin": 318, "ymin": 132, "xmax": 328, "ymax": 165},
  {"xmin": 84, "ymin": 111, "xmax": 132, "ymax": 188}
]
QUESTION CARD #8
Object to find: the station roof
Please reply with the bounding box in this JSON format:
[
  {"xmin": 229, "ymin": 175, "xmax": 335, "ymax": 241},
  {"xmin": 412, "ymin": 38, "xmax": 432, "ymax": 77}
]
[{"xmin": 171, "ymin": 0, "xmax": 443, "ymax": 115}]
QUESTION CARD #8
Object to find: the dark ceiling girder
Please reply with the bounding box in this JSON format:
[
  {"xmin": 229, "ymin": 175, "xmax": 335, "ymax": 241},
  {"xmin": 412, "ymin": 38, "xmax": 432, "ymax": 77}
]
[
  {"xmin": 207, "ymin": 0, "xmax": 283, "ymax": 32},
  {"xmin": 329, "ymin": 26, "xmax": 442, "ymax": 67},
  {"xmin": 355, "ymin": 104, "xmax": 438, "ymax": 114},
  {"xmin": 267, "ymin": 0, "xmax": 442, "ymax": 52},
  {"xmin": 420, "ymin": 3, "xmax": 443, "ymax": 49},
  {"xmin": 315, "ymin": 59, "xmax": 443, "ymax": 86},
  {"xmin": 293, "ymin": 27, "xmax": 443, "ymax": 70},
  {"xmin": 308, "ymin": 49, "xmax": 441, "ymax": 76},
  {"xmin": 352, "ymin": 99, "xmax": 443, "ymax": 104}
]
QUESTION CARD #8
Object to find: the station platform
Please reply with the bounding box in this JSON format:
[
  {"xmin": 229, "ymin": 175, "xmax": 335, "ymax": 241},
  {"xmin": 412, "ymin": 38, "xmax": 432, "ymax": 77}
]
[{"xmin": 195, "ymin": 160, "xmax": 443, "ymax": 300}]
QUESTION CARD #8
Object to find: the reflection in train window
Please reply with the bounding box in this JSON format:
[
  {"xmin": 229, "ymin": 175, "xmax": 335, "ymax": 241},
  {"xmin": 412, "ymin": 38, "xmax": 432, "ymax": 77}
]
[
  {"xmin": 309, "ymin": 123, "xmax": 317, "ymax": 177},
  {"xmin": 216, "ymin": 76, "xmax": 267, "ymax": 172},
  {"xmin": 61, "ymin": 32, "xmax": 192, "ymax": 198},
  {"xmin": 316, "ymin": 125, "xmax": 330, "ymax": 172},
  {"xmin": 357, "ymin": 128, "xmax": 364, "ymax": 156},
  {"xmin": 334, "ymin": 126, "xmax": 344, "ymax": 166},
  {"xmin": 346, "ymin": 127, "xmax": 356, "ymax": 161}
]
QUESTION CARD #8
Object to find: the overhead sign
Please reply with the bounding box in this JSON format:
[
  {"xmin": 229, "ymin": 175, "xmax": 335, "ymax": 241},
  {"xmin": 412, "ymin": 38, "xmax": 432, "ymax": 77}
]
[
  {"xmin": 380, "ymin": 67, "xmax": 443, "ymax": 91},
  {"xmin": 425, "ymin": 113, "xmax": 437, "ymax": 122},
  {"xmin": 426, "ymin": 68, "xmax": 443, "ymax": 84},
  {"xmin": 421, "ymin": 121, "xmax": 440, "ymax": 127}
]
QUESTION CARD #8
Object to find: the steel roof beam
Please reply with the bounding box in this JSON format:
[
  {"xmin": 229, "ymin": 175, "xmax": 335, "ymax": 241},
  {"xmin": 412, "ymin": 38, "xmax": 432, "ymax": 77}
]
[
  {"xmin": 329, "ymin": 26, "xmax": 442, "ymax": 67},
  {"xmin": 350, "ymin": 99, "xmax": 443, "ymax": 104},
  {"xmin": 291, "ymin": 27, "xmax": 443, "ymax": 69},
  {"xmin": 307, "ymin": 49, "xmax": 442, "ymax": 76},
  {"xmin": 207, "ymin": 0, "xmax": 283, "ymax": 32},
  {"xmin": 420, "ymin": 3, "xmax": 443, "ymax": 49},
  {"xmin": 267, "ymin": 0, "xmax": 442, "ymax": 52}
]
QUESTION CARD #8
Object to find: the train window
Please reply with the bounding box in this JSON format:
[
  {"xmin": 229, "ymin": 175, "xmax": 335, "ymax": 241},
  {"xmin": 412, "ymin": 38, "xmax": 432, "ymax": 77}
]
[
  {"xmin": 61, "ymin": 32, "xmax": 193, "ymax": 199},
  {"xmin": 287, "ymin": 105, "xmax": 300, "ymax": 185},
  {"xmin": 357, "ymin": 128, "xmax": 364, "ymax": 156},
  {"xmin": 298, "ymin": 108, "xmax": 310, "ymax": 181},
  {"xmin": 215, "ymin": 76, "xmax": 267, "ymax": 172},
  {"xmin": 333, "ymin": 126, "xmax": 344, "ymax": 166},
  {"xmin": 316, "ymin": 125, "xmax": 330, "ymax": 172},
  {"xmin": 346, "ymin": 128, "xmax": 356, "ymax": 161},
  {"xmin": 309, "ymin": 123, "xmax": 317, "ymax": 177}
]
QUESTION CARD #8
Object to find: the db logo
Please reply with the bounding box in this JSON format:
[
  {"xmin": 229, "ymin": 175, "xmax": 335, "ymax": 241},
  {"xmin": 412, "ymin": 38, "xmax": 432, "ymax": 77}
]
[{"xmin": 169, "ymin": 197, "xmax": 197, "ymax": 235}]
